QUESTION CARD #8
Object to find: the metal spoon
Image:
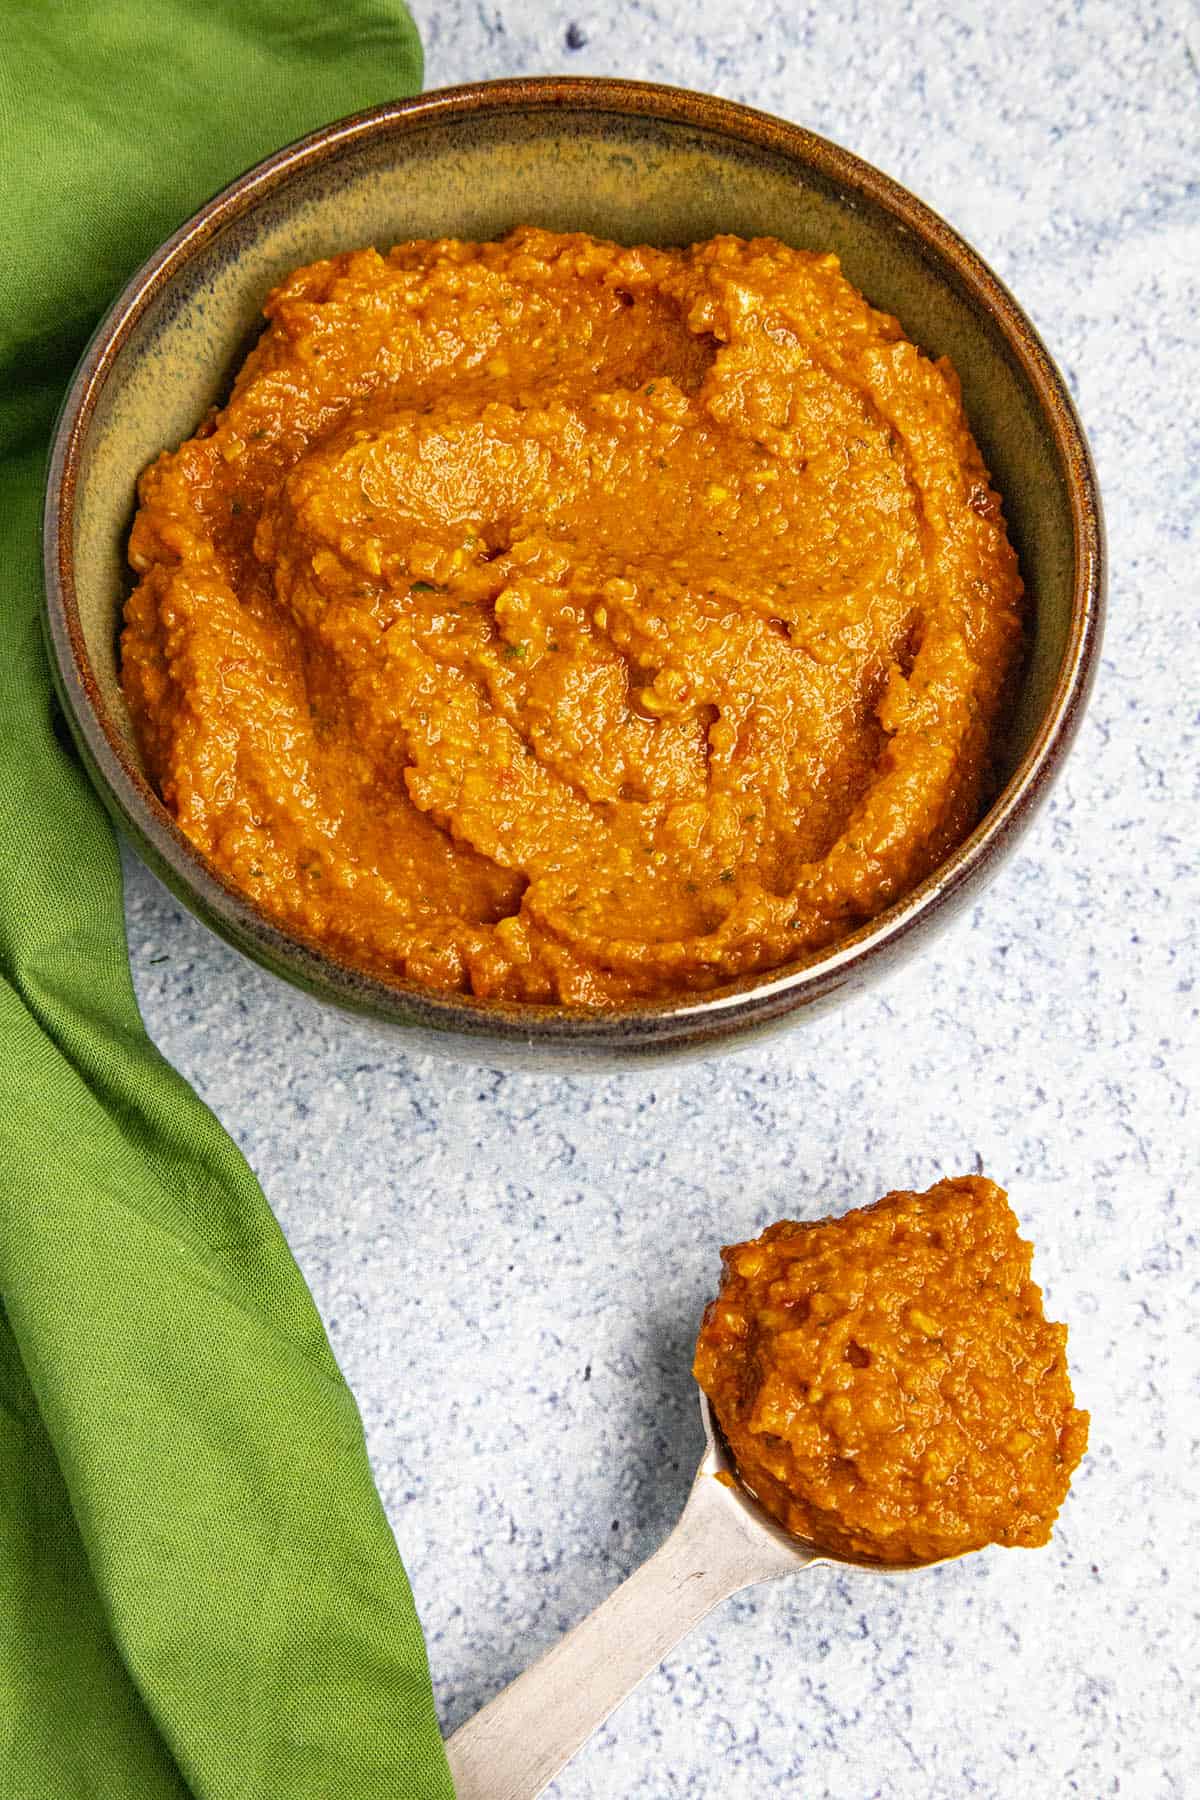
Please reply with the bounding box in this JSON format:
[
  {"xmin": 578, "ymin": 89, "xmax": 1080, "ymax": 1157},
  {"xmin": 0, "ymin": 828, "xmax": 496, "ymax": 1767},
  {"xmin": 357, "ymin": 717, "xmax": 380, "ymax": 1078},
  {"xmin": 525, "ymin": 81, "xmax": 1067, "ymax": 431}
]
[{"xmin": 446, "ymin": 1389, "xmax": 951, "ymax": 1799}]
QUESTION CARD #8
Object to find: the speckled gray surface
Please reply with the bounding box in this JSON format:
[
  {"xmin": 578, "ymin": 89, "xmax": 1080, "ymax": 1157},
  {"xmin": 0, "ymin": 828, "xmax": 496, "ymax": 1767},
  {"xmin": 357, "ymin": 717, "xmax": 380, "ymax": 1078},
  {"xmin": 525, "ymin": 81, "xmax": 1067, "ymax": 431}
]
[{"xmin": 121, "ymin": 4, "xmax": 1197, "ymax": 1795}]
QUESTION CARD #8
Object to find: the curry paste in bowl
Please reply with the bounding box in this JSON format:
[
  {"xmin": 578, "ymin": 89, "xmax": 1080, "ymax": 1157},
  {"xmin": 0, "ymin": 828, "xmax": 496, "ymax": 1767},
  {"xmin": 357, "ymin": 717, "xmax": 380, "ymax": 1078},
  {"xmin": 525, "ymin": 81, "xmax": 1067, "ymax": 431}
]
[{"xmin": 123, "ymin": 229, "xmax": 1023, "ymax": 1006}]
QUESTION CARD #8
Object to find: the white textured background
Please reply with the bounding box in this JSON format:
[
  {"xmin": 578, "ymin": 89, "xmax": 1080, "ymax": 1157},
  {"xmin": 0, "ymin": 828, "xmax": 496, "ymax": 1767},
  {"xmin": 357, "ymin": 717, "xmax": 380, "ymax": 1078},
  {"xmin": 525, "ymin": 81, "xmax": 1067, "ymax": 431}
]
[{"xmin": 125, "ymin": 4, "xmax": 1197, "ymax": 1795}]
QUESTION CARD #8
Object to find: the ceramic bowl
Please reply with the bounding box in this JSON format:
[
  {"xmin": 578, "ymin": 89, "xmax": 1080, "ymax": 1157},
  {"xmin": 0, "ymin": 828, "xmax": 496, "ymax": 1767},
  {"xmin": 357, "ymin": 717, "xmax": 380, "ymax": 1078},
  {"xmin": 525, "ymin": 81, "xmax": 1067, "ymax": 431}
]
[{"xmin": 43, "ymin": 78, "xmax": 1104, "ymax": 1067}]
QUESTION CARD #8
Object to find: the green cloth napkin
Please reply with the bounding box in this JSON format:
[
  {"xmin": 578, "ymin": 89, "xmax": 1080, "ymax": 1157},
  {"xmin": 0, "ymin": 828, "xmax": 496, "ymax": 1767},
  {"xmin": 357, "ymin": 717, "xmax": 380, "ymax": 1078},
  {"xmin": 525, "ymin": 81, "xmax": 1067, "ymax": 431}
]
[{"xmin": 0, "ymin": 5, "xmax": 456, "ymax": 1796}]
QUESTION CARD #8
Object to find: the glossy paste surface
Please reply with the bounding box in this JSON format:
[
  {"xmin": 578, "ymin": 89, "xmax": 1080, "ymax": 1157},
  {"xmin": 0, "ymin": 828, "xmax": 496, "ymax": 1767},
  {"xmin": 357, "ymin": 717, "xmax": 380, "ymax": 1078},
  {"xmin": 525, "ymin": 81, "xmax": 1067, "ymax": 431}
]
[
  {"xmin": 123, "ymin": 229, "xmax": 1023, "ymax": 1003},
  {"xmin": 694, "ymin": 1176, "xmax": 1089, "ymax": 1563}
]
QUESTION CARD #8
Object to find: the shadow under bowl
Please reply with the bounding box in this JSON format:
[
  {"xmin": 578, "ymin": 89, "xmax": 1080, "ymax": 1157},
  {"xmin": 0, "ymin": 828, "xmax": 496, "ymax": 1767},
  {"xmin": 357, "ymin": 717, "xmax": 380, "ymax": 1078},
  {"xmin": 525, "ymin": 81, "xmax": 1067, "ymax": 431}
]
[{"xmin": 43, "ymin": 78, "xmax": 1104, "ymax": 1069}]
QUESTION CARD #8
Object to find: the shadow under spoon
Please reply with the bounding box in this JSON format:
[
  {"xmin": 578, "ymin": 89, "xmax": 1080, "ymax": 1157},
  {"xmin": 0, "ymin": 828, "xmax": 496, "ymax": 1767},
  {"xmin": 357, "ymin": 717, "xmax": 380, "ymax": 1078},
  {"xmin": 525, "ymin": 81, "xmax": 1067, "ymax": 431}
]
[{"xmin": 445, "ymin": 1388, "xmax": 956, "ymax": 1799}]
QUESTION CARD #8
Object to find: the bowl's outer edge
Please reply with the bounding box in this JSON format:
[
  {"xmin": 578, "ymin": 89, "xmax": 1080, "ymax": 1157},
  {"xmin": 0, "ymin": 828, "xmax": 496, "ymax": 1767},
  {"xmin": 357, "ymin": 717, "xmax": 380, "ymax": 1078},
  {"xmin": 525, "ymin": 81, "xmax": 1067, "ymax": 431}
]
[{"xmin": 42, "ymin": 77, "xmax": 1106, "ymax": 1062}]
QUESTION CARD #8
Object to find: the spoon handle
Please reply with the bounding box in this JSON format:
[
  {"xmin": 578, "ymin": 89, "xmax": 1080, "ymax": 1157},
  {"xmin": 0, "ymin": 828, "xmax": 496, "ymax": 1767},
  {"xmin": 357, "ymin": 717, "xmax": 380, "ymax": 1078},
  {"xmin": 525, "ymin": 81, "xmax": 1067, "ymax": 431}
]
[{"xmin": 444, "ymin": 1459, "xmax": 805, "ymax": 1800}]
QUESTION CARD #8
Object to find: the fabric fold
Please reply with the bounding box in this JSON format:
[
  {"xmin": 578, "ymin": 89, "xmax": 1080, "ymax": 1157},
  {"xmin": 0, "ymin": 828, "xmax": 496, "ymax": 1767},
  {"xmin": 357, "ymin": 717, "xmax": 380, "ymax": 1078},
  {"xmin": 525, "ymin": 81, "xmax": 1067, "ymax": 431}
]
[{"xmin": 1, "ymin": 5, "xmax": 455, "ymax": 1795}]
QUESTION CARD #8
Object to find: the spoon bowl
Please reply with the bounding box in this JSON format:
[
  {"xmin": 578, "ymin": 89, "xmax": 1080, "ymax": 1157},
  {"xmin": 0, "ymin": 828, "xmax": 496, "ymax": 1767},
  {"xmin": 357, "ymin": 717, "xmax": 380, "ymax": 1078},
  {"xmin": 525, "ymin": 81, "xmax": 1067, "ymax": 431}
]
[
  {"xmin": 446, "ymin": 1390, "xmax": 953, "ymax": 1798},
  {"xmin": 695, "ymin": 1388, "xmax": 967, "ymax": 1576}
]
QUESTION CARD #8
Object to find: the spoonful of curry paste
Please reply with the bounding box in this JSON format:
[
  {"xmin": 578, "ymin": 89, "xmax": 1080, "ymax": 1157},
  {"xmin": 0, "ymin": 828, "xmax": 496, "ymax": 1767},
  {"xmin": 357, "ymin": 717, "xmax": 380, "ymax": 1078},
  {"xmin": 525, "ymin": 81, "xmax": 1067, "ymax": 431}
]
[
  {"xmin": 694, "ymin": 1173, "xmax": 1088, "ymax": 1565},
  {"xmin": 446, "ymin": 1175, "xmax": 1087, "ymax": 1800}
]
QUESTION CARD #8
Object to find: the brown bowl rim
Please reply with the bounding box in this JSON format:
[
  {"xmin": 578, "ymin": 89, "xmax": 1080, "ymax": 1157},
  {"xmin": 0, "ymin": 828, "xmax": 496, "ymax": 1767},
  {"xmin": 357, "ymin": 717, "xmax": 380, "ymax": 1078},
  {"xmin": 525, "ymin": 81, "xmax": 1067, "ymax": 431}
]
[{"xmin": 43, "ymin": 76, "xmax": 1105, "ymax": 1050}]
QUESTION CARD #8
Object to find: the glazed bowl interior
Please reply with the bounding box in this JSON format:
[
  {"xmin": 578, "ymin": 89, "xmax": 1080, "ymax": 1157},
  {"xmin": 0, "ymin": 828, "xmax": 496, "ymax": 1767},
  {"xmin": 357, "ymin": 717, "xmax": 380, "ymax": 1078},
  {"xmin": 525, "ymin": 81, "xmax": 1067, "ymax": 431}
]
[{"xmin": 50, "ymin": 81, "xmax": 1101, "ymax": 1064}]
